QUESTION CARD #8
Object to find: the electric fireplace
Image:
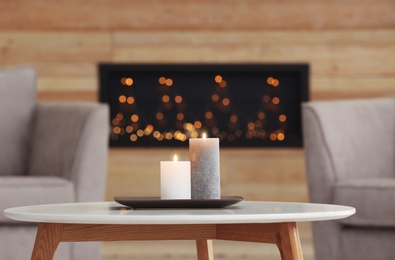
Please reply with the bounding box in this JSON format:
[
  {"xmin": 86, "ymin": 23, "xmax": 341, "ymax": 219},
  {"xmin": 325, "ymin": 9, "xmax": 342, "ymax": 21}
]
[{"xmin": 99, "ymin": 63, "xmax": 309, "ymax": 147}]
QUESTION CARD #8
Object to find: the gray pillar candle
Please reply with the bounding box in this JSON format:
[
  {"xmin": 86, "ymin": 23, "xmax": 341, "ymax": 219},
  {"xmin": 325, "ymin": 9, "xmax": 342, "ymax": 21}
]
[{"xmin": 189, "ymin": 135, "xmax": 220, "ymax": 199}]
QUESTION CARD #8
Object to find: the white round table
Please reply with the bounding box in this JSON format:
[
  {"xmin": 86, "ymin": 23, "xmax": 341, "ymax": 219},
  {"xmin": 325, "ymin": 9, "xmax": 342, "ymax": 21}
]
[{"xmin": 4, "ymin": 201, "xmax": 355, "ymax": 260}]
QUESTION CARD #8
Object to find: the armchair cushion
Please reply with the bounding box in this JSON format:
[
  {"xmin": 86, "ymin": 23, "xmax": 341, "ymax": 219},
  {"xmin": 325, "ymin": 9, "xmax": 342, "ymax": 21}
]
[
  {"xmin": 334, "ymin": 178, "xmax": 395, "ymax": 228},
  {"xmin": 0, "ymin": 176, "xmax": 74, "ymax": 223},
  {"xmin": 0, "ymin": 67, "xmax": 36, "ymax": 176}
]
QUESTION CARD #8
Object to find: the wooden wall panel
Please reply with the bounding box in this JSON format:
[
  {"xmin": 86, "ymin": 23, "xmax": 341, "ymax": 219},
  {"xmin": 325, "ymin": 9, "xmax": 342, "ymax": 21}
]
[
  {"xmin": 37, "ymin": 91, "xmax": 97, "ymax": 102},
  {"xmin": 0, "ymin": 31, "xmax": 111, "ymax": 93},
  {"xmin": 114, "ymin": 30, "xmax": 395, "ymax": 46},
  {"xmin": 37, "ymin": 76, "xmax": 97, "ymax": 92},
  {"xmin": 1, "ymin": 0, "xmax": 394, "ymax": 30},
  {"xmin": 0, "ymin": 31, "xmax": 111, "ymax": 62},
  {"xmin": 113, "ymin": 30, "xmax": 395, "ymax": 74},
  {"xmin": 113, "ymin": 42, "xmax": 395, "ymax": 75}
]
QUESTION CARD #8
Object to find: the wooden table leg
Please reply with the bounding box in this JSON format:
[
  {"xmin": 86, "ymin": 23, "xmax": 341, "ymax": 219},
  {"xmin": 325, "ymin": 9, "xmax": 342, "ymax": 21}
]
[
  {"xmin": 217, "ymin": 222, "xmax": 304, "ymax": 260},
  {"xmin": 276, "ymin": 223, "xmax": 304, "ymax": 260},
  {"xmin": 31, "ymin": 223, "xmax": 63, "ymax": 260},
  {"xmin": 196, "ymin": 239, "xmax": 214, "ymax": 260}
]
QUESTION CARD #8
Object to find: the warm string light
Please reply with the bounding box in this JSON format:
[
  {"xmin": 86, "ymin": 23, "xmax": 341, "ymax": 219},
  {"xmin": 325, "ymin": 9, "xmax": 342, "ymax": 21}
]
[
  {"xmin": 121, "ymin": 77, "xmax": 134, "ymax": 86},
  {"xmin": 112, "ymin": 75, "xmax": 288, "ymax": 143}
]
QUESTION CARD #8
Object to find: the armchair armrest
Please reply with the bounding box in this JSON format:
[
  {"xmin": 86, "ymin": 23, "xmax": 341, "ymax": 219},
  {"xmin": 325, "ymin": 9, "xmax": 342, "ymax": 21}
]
[
  {"xmin": 302, "ymin": 103, "xmax": 337, "ymax": 204},
  {"xmin": 334, "ymin": 178, "xmax": 395, "ymax": 227},
  {"xmin": 302, "ymin": 98, "xmax": 395, "ymax": 203},
  {"xmin": 28, "ymin": 102, "xmax": 109, "ymax": 202}
]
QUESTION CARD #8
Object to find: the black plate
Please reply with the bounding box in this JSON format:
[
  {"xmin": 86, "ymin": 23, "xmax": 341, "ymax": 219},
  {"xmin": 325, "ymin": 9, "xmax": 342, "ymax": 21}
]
[{"xmin": 114, "ymin": 196, "xmax": 244, "ymax": 209}]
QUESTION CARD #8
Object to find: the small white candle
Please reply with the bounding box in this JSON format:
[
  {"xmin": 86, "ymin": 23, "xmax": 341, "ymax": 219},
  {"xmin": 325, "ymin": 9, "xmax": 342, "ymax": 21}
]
[
  {"xmin": 160, "ymin": 154, "xmax": 191, "ymax": 200},
  {"xmin": 189, "ymin": 133, "xmax": 221, "ymax": 199}
]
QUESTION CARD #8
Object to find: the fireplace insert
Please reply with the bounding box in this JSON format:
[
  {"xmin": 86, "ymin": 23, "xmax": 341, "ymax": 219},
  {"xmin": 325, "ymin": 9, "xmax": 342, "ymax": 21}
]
[{"xmin": 99, "ymin": 63, "xmax": 309, "ymax": 147}]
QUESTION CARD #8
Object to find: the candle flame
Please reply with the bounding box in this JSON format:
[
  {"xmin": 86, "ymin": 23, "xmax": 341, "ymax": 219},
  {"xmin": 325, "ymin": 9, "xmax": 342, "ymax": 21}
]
[
  {"xmin": 202, "ymin": 133, "xmax": 207, "ymax": 139},
  {"xmin": 173, "ymin": 154, "xmax": 178, "ymax": 161}
]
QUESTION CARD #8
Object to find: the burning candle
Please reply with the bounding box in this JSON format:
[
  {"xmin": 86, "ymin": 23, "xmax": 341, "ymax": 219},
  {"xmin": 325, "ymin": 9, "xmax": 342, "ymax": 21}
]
[
  {"xmin": 189, "ymin": 133, "xmax": 221, "ymax": 199},
  {"xmin": 160, "ymin": 154, "xmax": 191, "ymax": 200}
]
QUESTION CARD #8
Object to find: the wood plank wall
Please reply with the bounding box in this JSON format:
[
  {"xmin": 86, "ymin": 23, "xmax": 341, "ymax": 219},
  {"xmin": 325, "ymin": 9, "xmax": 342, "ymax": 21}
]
[
  {"xmin": 1, "ymin": 0, "xmax": 394, "ymax": 101},
  {"xmin": 1, "ymin": 0, "xmax": 394, "ymax": 202}
]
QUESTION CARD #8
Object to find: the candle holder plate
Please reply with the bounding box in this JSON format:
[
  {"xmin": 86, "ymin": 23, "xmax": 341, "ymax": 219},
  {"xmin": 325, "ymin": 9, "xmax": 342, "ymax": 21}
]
[{"xmin": 114, "ymin": 196, "xmax": 244, "ymax": 209}]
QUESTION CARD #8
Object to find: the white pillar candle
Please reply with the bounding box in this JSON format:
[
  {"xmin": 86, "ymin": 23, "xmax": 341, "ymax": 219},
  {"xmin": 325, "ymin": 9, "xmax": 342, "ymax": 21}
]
[
  {"xmin": 160, "ymin": 155, "xmax": 191, "ymax": 200},
  {"xmin": 189, "ymin": 133, "xmax": 221, "ymax": 199}
]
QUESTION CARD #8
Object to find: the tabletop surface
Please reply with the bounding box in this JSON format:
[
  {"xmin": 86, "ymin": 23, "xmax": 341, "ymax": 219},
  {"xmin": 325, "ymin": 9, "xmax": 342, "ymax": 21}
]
[{"xmin": 4, "ymin": 201, "xmax": 355, "ymax": 225}]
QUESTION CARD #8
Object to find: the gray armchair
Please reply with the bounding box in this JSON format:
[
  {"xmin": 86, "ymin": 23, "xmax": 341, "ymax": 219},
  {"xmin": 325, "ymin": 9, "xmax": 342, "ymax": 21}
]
[
  {"xmin": 302, "ymin": 97, "xmax": 395, "ymax": 260},
  {"xmin": 0, "ymin": 67, "xmax": 109, "ymax": 259}
]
